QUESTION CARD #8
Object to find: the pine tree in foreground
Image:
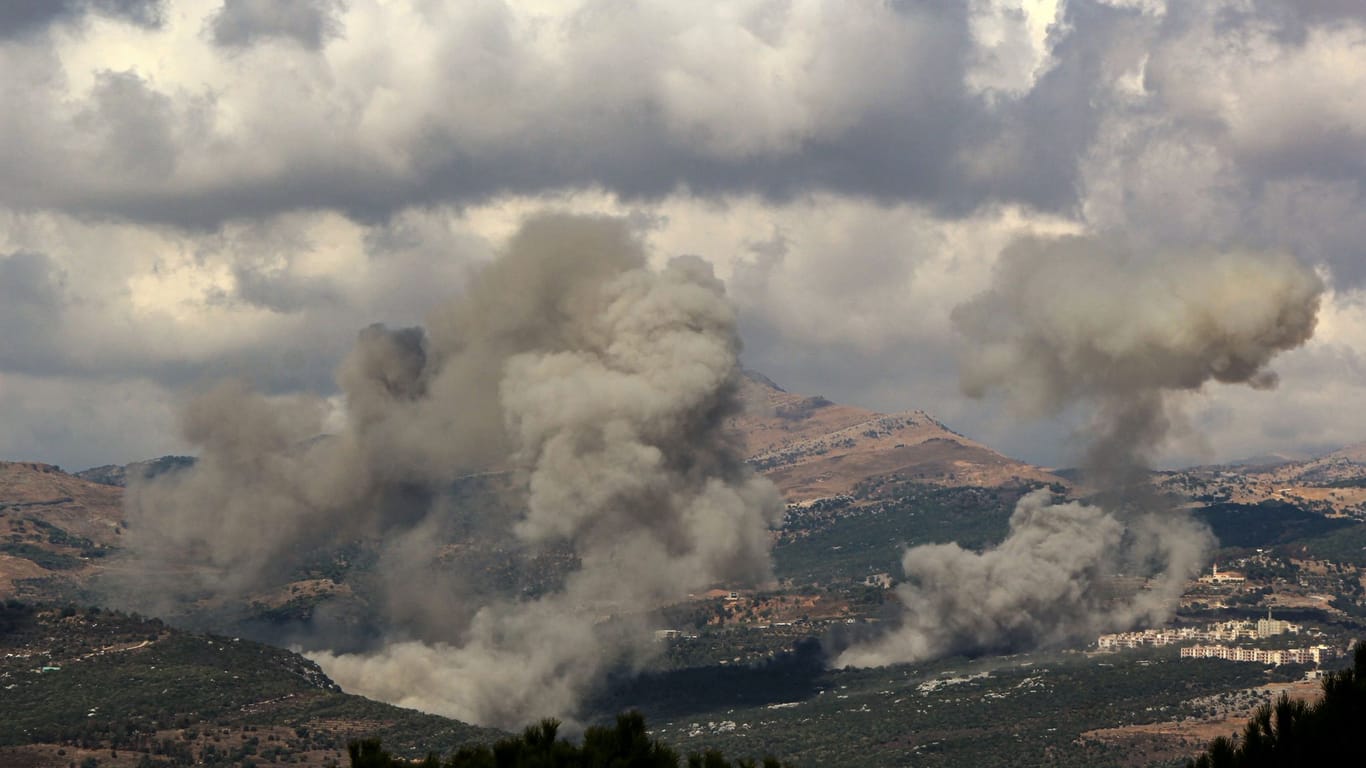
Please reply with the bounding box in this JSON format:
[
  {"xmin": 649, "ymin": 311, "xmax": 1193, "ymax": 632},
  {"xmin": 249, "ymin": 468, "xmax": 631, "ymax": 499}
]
[{"xmin": 1187, "ymin": 640, "xmax": 1366, "ymax": 768}]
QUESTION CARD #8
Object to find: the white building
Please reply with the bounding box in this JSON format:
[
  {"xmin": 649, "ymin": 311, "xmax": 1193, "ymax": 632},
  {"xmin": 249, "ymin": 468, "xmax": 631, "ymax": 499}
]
[
  {"xmin": 1097, "ymin": 614, "xmax": 1303, "ymax": 653},
  {"xmin": 863, "ymin": 573, "xmax": 893, "ymax": 589},
  {"xmin": 1256, "ymin": 609, "xmax": 1299, "ymax": 638},
  {"xmin": 1198, "ymin": 563, "xmax": 1246, "ymax": 585},
  {"xmin": 1180, "ymin": 644, "xmax": 1335, "ymax": 666}
]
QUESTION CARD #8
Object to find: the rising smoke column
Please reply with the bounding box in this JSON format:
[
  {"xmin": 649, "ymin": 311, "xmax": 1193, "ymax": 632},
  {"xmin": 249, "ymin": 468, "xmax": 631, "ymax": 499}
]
[
  {"xmin": 838, "ymin": 235, "xmax": 1323, "ymax": 667},
  {"xmin": 120, "ymin": 214, "xmax": 783, "ymax": 725},
  {"xmin": 313, "ymin": 250, "xmax": 783, "ymax": 726}
]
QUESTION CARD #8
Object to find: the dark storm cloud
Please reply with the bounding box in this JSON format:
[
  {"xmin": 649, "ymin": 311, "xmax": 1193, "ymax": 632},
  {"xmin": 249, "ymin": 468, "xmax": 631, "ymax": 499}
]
[
  {"xmin": 981, "ymin": 0, "xmax": 1146, "ymax": 208},
  {"xmin": 5, "ymin": 0, "xmax": 1366, "ymax": 472},
  {"xmin": 0, "ymin": 0, "xmax": 162, "ymax": 39},
  {"xmin": 209, "ymin": 0, "xmax": 344, "ymax": 50},
  {"xmin": 34, "ymin": 98, "xmax": 1045, "ymax": 231},
  {"xmin": 0, "ymin": 0, "xmax": 1080, "ymax": 228},
  {"xmin": 2, "ymin": 0, "xmax": 1364, "ymax": 243}
]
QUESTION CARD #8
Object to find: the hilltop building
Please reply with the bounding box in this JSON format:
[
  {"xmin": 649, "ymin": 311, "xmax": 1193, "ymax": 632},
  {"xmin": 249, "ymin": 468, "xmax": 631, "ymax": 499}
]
[{"xmin": 1198, "ymin": 563, "xmax": 1246, "ymax": 585}]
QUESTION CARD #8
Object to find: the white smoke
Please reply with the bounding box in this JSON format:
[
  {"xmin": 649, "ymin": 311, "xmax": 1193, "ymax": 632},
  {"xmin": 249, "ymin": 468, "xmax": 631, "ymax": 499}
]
[
  {"xmin": 119, "ymin": 214, "xmax": 783, "ymax": 726},
  {"xmin": 838, "ymin": 235, "xmax": 1323, "ymax": 667}
]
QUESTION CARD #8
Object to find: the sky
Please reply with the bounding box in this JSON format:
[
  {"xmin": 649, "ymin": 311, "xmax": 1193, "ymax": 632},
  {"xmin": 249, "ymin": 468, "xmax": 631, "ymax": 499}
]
[{"xmin": 2, "ymin": 0, "xmax": 1366, "ymax": 471}]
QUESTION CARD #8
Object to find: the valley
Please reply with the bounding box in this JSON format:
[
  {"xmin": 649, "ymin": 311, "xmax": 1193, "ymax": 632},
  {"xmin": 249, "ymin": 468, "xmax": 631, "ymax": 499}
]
[{"xmin": 3, "ymin": 375, "xmax": 1366, "ymax": 766}]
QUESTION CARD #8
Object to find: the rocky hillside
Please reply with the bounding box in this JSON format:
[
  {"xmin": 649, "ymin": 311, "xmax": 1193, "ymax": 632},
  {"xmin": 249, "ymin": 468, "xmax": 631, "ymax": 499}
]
[
  {"xmin": 0, "ymin": 462, "xmax": 124, "ymax": 598},
  {"xmin": 75, "ymin": 455, "xmax": 195, "ymax": 488},
  {"xmin": 0, "ymin": 373, "xmax": 1069, "ymax": 602},
  {"xmin": 1160, "ymin": 444, "xmax": 1366, "ymax": 518},
  {"xmin": 730, "ymin": 371, "xmax": 1064, "ymax": 501}
]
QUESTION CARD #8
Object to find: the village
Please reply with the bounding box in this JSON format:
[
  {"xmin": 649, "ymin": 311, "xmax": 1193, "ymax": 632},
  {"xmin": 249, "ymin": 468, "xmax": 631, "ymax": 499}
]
[
  {"xmin": 1092, "ymin": 556, "xmax": 1365, "ymax": 673},
  {"xmin": 653, "ymin": 548, "xmax": 1366, "ymax": 676}
]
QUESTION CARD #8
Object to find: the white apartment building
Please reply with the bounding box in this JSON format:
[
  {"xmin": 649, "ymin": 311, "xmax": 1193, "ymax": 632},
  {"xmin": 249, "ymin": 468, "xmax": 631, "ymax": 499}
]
[{"xmin": 1179, "ymin": 644, "xmax": 1336, "ymax": 666}]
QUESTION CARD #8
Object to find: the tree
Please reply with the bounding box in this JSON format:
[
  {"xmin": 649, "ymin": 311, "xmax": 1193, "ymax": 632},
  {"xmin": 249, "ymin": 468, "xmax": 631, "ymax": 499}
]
[
  {"xmin": 348, "ymin": 711, "xmax": 789, "ymax": 768},
  {"xmin": 1187, "ymin": 640, "xmax": 1366, "ymax": 767}
]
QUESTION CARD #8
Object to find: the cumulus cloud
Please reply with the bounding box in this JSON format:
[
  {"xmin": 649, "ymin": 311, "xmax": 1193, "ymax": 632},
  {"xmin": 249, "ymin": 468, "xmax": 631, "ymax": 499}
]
[
  {"xmin": 1077, "ymin": 6, "xmax": 1366, "ymax": 284},
  {"xmin": 117, "ymin": 215, "xmax": 783, "ymax": 726},
  {"xmin": 0, "ymin": 0, "xmax": 1060, "ymax": 225},
  {"xmin": 208, "ymin": 0, "xmax": 344, "ymax": 50},
  {"xmin": 3, "ymin": 0, "xmax": 1366, "ymax": 475},
  {"xmin": 0, "ymin": 0, "xmax": 162, "ymax": 40}
]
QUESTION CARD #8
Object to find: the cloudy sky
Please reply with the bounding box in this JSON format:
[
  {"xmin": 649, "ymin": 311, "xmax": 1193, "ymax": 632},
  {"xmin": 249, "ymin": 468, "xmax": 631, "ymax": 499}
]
[{"xmin": 2, "ymin": 0, "xmax": 1365, "ymax": 471}]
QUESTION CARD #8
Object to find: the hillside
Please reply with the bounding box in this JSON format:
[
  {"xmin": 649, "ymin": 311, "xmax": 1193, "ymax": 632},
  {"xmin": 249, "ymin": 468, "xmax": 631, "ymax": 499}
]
[
  {"xmin": 1160, "ymin": 444, "xmax": 1366, "ymax": 519},
  {"xmin": 730, "ymin": 372, "xmax": 1064, "ymax": 501},
  {"xmin": 0, "ymin": 462, "xmax": 124, "ymax": 599},
  {"xmin": 0, "ymin": 601, "xmax": 501, "ymax": 767},
  {"xmin": 3, "ymin": 382, "xmax": 1366, "ymax": 768},
  {"xmin": 0, "ymin": 374, "xmax": 1061, "ymax": 605},
  {"xmin": 75, "ymin": 456, "xmax": 195, "ymax": 488}
]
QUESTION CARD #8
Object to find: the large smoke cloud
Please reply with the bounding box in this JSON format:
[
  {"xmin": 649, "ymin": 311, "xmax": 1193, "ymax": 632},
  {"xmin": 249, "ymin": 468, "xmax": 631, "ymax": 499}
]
[
  {"xmin": 119, "ymin": 214, "xmax": 783, "ymax": 726},
  {"xmin": 838, "ymin": 235, "xmax": 1323, "ymax": 667}
]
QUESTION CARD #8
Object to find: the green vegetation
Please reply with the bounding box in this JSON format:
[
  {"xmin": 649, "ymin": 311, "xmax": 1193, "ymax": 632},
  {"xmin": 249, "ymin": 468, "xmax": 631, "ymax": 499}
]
[
  {"xmin": 775, "ymin": 484, "xmax": 1025, "ymax": 584},
  {"xmin": 0, "ymin": 601, "xmax": 500, "ymax": 762},
  {"xmin": 290, "ymin": 539, "xmax": 378, "ymax": 585},
  {"xmin": 614, "ymin": 647, "xmax": 1288, "ymax": 767},
  {"xmin": 1187, "ymin": 641, "xmax": 1366, "ymax": 767},
  {"xmin": 25, "ymin": 516, "xmax": 96, "ymax": 549},
  {"xmin": 1193, "ymin": 502, "xmax": 1353, "ymax": 550},
  {"xmin": 75, "ymin": 455, "xmax": 196, "ymax": 487},
  {"xmin": 0, "ymin": 541, "xmax": 83, "ymax": 570},
  {"xmin": 1283, "ymin": 521, "xmax": 1366, "ymax": 567},
  {"xmin": 9, "ymin": 466, "xmax": 1365, "ymax": 767},
  {"xmin": 350, "ymin": 713, "xmax": 789, "ymax": 768},
  {"xmin": 0, "ymin": 517, "xmax": 108, "ymax": 572}
]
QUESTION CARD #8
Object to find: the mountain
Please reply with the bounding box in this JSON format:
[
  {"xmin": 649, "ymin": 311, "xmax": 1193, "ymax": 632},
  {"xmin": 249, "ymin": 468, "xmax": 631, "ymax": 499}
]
[
  {"xmin": 3, "ymin": 380, "xmax": 1365, "ymax": 767},
  {"xmin": 75, "ymin": 455, "xmax": 195, "ymax": 488},
  {"xmin": 731, "ymin": 371, "xmax": 1064, "ymax": 501},
  {"xmin": 0, "ymin": 462, "xmax": 124, "ymax": 599},
  {"xmin": 0, "ymin": 374, "xmax": 1066, "ymax": 605},
  {"xmin": 1159, "ymin": 443, "xmax": 1366, "ymax": 518}
]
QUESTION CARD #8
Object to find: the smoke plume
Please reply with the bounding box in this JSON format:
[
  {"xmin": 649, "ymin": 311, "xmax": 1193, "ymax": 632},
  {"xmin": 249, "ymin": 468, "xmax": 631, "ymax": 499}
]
[
  {"xmin": 119, "ymin": 214, "xmax": 783, "ymax": 726},
  {"xmin": 838, "ymin": 235, "xmax": 1323, "ymax": 667}
]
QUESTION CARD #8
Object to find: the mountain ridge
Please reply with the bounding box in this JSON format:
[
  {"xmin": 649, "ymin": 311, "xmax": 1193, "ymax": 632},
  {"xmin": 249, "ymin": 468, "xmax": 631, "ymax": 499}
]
[{"xmin": 732, "ymin": 371, "xmax": 1065, "ymax": 501}]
